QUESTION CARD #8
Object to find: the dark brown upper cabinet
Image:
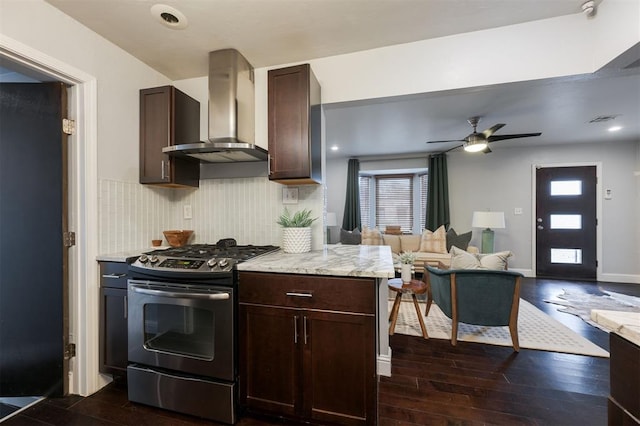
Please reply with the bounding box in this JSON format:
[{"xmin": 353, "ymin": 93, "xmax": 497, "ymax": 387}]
[
  {"xmin": 139, "ymin": 85, "xmax": 200, "ymax": 188},
  {"xmin": 268, "ymin": 64, "xmax": 322, "ymax": 185}
]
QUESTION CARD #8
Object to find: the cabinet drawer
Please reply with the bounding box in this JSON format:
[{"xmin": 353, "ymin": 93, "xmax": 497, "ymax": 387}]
[
  {"xmin": 239, "ymin": 272, "xmax": 375, "ymax": 314},
  {"xmin": 99, "ymin": 262, "xmax": 129, "ymax": 289}
]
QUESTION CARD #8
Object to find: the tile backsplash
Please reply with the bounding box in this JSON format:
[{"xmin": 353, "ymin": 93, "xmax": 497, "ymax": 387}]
[{"xmin": 98, "ymin": 178, "xmax": 324, "ymax": 254}]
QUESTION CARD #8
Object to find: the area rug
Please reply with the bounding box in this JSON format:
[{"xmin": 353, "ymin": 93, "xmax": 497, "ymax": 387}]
[
  {"xmin": 390, "ymin": 299, "xmax": 609, "ymax": 357},
  {"xmin": 545, "ymin": 290, "xmax": 640, "ymax": 331}
]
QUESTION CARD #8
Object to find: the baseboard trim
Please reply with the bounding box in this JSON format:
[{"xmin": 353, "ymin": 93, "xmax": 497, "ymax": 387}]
[
  {"xmin": 599, "ymin": 273, "xmax": 640, "ymax": 285},
  {"xmin": 510, "ymin": 268, "xmax": 534, "ymax": 277},
  {"xmin": 377, "ymin": 350, "xmax": 391, "ymax": 377}
]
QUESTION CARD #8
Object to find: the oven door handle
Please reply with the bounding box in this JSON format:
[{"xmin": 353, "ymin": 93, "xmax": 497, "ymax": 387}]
[{"xmin": 131, "ymin": 285, "xmax": 230, "ymax": 300}]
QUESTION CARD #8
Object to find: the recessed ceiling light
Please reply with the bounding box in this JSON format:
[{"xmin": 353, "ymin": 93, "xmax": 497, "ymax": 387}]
[
  {"xmin": 608, "ymin": 126, "xmax": 622, "ymax": 132},
  {"xmin": 151, "ymin": 4, "xmax": 188, "ymax": 30},
  {"xmin": 330, "ymin": 145, "xmax": 339, "ymax": 151}
]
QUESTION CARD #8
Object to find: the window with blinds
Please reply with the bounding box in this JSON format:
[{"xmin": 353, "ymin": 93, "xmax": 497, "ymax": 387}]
[
  {"xmin": 420, "ymin": 173, "xmax": 428, "ymax": 230},
  {"xmin": 359, "ymin": 172, "xmax": 428, "ymax": 234},
  {"xmin": 359, "ymin": 176, "xmax": 371, "ymax": 230},
  {"xmin": 375, "ymin": 175, "xmax": 413, "ymax": 233}
]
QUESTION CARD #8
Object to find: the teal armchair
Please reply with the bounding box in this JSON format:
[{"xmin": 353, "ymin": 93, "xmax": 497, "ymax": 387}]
[{"xmin": 425, "ymin": 266, "xmax": 524, "ymax": 351}]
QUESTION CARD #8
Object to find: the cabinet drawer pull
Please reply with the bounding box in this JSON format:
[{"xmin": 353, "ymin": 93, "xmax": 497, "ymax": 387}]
[
  {"xmin": 294, "ymin": 315, "xmax": 299, "ymax": 344},
  {"xmin": 303, "ymin": 316, "xmax": 308, "ymax": 345},
  {"xmin": 102, "ymin": 273, "xmax": 126, "ymax": 279},
  {"xmin": 286, "ymin": 292, "xmax": 313, "ymax": 298}
]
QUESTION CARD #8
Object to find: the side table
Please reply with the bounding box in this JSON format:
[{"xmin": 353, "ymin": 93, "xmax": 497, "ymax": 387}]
[{"xmin": 388, "ymin": 278, "xmax": 428, "ymax": 339}]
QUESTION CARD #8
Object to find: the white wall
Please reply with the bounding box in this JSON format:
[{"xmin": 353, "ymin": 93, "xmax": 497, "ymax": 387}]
[{"xmin": 447, "ymin": 141, "xmax": 639, "ymax": 280}]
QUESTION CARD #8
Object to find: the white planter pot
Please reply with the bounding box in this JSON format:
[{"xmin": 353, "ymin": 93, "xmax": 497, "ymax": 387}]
[
  {"xmin": 282, "ymin": 227, "xmax": 312, "ymax": 253},
  {"xmin": 401, "ymin": 264, "xmax": 413, "ymax": 283}
]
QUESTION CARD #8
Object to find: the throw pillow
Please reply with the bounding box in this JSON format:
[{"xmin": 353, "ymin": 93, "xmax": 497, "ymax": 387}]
[
  {"xmin": 340, "ymin": 228, "xmax": 361, "ymax": 245},
  {"xmin": 478, "ymin": 251, "xmax": 513, "ymax": 270},
  {"xmin": 382, "ymin": 234, "xmax": 401, "ymax": 254},
  {"xmin": 361, "ymin": 226, "xmax": 383, "ymax": 245},
  {"xmin": 450, "ymin": 246, "xmax": 483, "ymax": 269},
  {"xmin": 450, "ymin": 246, "xmax": 513, "ymax": 270},
  {"xmin": 419, "ymin": 225, "xmax": 447, "ymax": 253},
  {"xmin": 446, "ymin": 228, "xmax": 472, "ymax": 252}
]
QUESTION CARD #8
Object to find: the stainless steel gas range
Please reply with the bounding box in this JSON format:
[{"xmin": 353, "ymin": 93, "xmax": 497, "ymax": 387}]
[{"xmin": 126, "ymin": 240, "xmax": 279, "ymax": 424}]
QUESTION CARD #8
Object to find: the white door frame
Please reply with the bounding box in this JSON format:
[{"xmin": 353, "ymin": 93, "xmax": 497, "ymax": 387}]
[
  {"xmin": 1, "ymin": 34, "xmax": 103, "ymax": 396},
  {"xmin": 530, "ymin": 161, "xmax": 603, "ymax": 281}
]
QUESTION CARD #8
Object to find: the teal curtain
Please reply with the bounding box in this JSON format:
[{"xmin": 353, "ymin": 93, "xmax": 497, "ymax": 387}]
[
  {"xmin": 342, "ymin": 158, "xmax": 361, "ymax": 230},
  {"xmin": 426, "ymin": 153, "xmax": 450, "ymax": 231}
]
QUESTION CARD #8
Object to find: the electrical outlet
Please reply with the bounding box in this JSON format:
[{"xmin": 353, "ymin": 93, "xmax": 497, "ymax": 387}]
[
  {"xmin": 514, "ymin": 207, "xmax": 523, "ymax": 215},
  {"xmin": 282, "ymin": 187, "xmax": 299, "ymax": 204},
  {"xmin": 183, "ymin": 204, "xmax": 192, "ymax": 219}
]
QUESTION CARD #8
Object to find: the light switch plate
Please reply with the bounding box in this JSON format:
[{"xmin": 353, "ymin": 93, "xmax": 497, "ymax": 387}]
[
  {"xmin": 183, "ymin": 204, "xmax": 192, "ymax": 219},
  {"xmin": 514, "ymin": 207, "xmax": 523, "ymax": 215}
]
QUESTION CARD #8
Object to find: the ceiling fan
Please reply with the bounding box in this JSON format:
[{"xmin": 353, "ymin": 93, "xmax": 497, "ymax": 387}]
[{"xmin": 426, "ymin": 116, "xmax": 542, "ymax": 153}]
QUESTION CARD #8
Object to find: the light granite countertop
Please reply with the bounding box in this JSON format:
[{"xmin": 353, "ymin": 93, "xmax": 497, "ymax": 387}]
[
  {"xmin": 591, "ymin": 309, "xmax": 640, "ymax": 346},
  {"xmin": 237, "ymin": 244, "xmax": 395, "ymax": 279}
]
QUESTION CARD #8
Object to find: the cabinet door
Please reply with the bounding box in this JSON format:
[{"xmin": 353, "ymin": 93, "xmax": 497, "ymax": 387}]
[
  {"xmin": 303, "ymin": 310, "xmax": 377, "ymax": 425},
  {"xmin": 139, "ymin": 86, "xmax": 199, "ymax": 187},
  {"xmin": 99, "ymin": 287, "xmax": 128, "ymax": 375},
  {"xmin": 239, "ymin": 304, "xmax": 301, "ymax": 417},
  {"xmin": 268, "ymin": 65, "xmax": 312, "ymax": 182}
]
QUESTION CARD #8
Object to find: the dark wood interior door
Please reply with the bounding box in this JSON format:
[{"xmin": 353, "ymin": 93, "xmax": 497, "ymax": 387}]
[
  {"xmin": 0, "ymin": 82, "xmax": 68, "ymax": 397},
  {"xmin": 536, "ymin": 166, "xmax": 597, "ymax": 280}
]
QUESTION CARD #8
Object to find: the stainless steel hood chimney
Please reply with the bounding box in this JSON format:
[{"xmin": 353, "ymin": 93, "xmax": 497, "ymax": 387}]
[{"xmin": 163, "ymin": 49, "xmax": 268, "ymax": 162}]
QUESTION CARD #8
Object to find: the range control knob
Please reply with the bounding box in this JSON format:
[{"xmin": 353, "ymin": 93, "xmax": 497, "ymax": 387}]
[
  {"xmin": 218, "ymin": 258, "xmax": 229, "ymax": 268},
  {"xmin": 207, "ymin": 258, "xmax": 217, "ymax": 268},
  {"xmin": 149, "ymin": 255, "xmax": 159, "ymax": 264},
  {"xmin": 138, "ymin": 254, "xmax": 148, "ymax": 263}
]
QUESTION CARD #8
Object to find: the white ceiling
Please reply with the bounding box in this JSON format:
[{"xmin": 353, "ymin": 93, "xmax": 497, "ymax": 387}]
[{"xmin": 38, "ymin": 0, "xmax": 640, "ymax": 157}]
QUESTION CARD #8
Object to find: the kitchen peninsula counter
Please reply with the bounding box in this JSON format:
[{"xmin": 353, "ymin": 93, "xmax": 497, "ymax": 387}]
[
  {"xmin": 238, "ymin": 244, "xmax": 395, "ymax": 380},
  {"xmin": 236, "ymin": 244, "xmax": 395, "ymax": 278}
]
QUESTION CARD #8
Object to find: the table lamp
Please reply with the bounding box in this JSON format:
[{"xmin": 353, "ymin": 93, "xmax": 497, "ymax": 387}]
[{"xmin": 472, "ymin": 211, "xmax": 505, "ymax": 253}]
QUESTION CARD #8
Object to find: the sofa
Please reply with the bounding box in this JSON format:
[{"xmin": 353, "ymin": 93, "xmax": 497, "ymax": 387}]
[{"xmin": 342, "ymin": 225, "xmax": 479, "ymax": 271}]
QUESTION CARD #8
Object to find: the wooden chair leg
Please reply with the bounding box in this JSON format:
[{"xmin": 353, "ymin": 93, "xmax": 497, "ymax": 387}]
[
  {"xmin": 509, "ymin": 321, "xmax": 520, "ymax": 352},
  {"xmin": 388, "ymin": 293, "xmax": 402, "ymax": 335},
  {"xmin": 411, "ymin": 294, "xmax": 428, "ymax": 339}
]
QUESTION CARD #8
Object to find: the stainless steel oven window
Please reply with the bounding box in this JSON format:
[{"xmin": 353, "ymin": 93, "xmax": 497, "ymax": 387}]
[{"xmin": 143, "ymin": 302, "xmax": 215, "ymax": 360}]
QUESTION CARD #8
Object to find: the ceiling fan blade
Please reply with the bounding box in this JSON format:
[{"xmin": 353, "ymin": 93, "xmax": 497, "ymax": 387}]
[
  {"xmin": 488, "ymin": 132, "xmax": 542, "ymax": 142},
  {"xmin": 482, "ymin": 123, "xmax": 505, "ymax": 138},
  {"xmin": 426, "ymin": 139, "xmax": 465, "ymax": 144},
  {"xmin": 482, "ymin": 146, "xmax": 492, "ymax": 154},
  {"xmin": 444, "ymin": 144, "xmax": 463, "ymax": 153}
]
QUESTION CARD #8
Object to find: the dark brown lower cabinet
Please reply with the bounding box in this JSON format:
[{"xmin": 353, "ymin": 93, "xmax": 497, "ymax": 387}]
[
  {"xmin": 239, "ymin": 272, "xmax": 377, "ymax": 425},
  {"xmin": 608, "ymin": 332, "xmax": 640, "ymax": 425},
  {"xmin": 99, "ymin": 261, "xmax": 129, "ymax": 377}
]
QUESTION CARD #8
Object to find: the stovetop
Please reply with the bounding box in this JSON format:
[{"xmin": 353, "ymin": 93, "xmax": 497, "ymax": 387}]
[
  {"xmin": 144, "ymin": 243, "xmax": 280, "ymax": 261},
  {"xmin": 129, "ymin": 241, "xmax": 280, "ymax": 278}
]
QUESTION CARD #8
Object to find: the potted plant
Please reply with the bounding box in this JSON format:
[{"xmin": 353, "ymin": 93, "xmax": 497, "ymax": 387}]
[
  {"xmin": 399, "ymin": 251, "xmax": 415, "ymax": 283},
  {"xmin": 277, "ymin": 208, "xmax": 318, "ymax": 253}
]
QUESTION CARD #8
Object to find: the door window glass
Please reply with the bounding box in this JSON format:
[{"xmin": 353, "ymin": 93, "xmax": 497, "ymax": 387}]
[
  {"xmin": 550, "ymin": 248, "xmax": 582, "ymax": 264},
  {"xmin": 143, "ymin": 303, "xmax": 215, "ymax": 360},
  {"xmin": 550, "ymin": 214, "xmax": 582, "ymax": 229},
  {"xmin": 550, "ymin": 180, "xmax": 582, "ymax": 196}
]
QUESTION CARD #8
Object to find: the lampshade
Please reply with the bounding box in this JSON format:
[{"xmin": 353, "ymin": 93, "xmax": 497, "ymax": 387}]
[
  {"xmin": 326, "ymin": 212, "xmax": 337, "ymax": 227},
  {"xmin": 472, "ymin": 211, "xmax": 505, "ymax": 229}
]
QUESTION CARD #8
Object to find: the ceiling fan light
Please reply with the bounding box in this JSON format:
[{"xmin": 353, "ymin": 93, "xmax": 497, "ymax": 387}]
[{"xmin": 463, "ymin": 139, "xmax": 487, "ymax": 152}]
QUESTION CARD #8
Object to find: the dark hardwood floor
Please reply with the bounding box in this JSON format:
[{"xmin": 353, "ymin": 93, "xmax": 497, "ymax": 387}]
[{"xmin": 5, "ymin": 278, "xmax": 639, "ymax": 426}]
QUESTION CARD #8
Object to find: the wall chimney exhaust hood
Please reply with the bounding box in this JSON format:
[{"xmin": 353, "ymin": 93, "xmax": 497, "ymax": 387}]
[{"xmin": 163, "ymin": 49, "xmax": 267, "ymax": 163}]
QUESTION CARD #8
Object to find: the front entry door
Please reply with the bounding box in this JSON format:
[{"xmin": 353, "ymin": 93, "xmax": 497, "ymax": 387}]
[
  {"xmin": 0, "ymin": 82, "xmax": 69, "ymax": 397},
  {"xmin": 535, "ymin": 166, "xmax": 597, "ymax": 280}
]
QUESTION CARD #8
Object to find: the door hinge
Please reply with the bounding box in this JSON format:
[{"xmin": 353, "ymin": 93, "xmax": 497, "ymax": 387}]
[
  {"xmin": 63, "ymin": 231, "xmax": 76, "ymax": 247},
  {"xmin": 64, "ymin": 343, "xmax": 76, "ymax": 359},
  {"xmin": 62, "ymin": 118, "xmax": 75, "ymax": 135}
]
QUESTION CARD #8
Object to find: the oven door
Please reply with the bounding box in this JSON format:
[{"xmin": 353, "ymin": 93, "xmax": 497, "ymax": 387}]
[{"xmin": 127, "ymin": 279, "xmax": 234, "ymax": 381}]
